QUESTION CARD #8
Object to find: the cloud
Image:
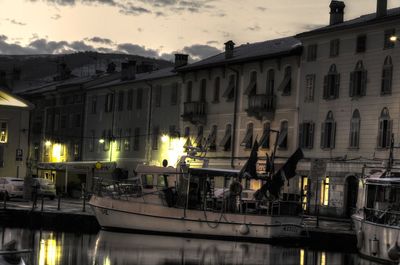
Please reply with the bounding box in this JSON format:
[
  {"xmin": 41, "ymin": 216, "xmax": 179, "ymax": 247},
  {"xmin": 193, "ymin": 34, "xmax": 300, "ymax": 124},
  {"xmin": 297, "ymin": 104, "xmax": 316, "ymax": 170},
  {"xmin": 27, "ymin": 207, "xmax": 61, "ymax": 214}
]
[
  {"xmin": 28, "ymin": 38, "xmax": 69, "ymax": 53},
  {"xmin": 0, "ymin": 35, "xmax": 8, "ymax": 41},
  {"xmin": 182, "ymin": 44, "xmax": 221, "ymax": 60},
  {"xmin": 28, "ymin": 0, "xmax": 117, "ymax": 6},
  {"xmin": 6, "ymin": 19, "xmax": 26, "ymax": 26},
  {"xmin": 51, "ymin": 14, "xmax": 61, "ymax": 20},
  {"xmin": 117, "ymin": 43, "xmax": 159, "ymax": 57},
  {"xmin": 118, "ymin": 3, "xmax": 151, "ymax": 15},
  {"xmin": 206, "ymin": 40, "xmax": 219, "ymax": 45},
  {"xmin": 257, "ymin": 7, "xmax": 267, "ymax": 11},
  {"xmin": 86, "ymin": 36, "xmax": 113, "ymax": 45}
]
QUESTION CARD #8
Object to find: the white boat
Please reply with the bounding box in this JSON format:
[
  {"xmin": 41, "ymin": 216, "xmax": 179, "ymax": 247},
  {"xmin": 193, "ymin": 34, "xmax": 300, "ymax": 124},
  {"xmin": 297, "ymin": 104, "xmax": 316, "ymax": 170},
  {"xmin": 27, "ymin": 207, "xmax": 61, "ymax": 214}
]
[
  {"xmin": 352, "ymin": 167, "xmax": 400, "ymax": 264},
  {"xmin": 89, "ymin": 153, "xmax": 305, "ymax": 242}
]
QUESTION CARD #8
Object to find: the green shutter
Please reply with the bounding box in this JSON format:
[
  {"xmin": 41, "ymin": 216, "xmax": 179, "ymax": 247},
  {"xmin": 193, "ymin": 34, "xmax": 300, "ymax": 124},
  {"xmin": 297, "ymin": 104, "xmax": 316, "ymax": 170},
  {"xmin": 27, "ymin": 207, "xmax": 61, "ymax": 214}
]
[
  {"xmin": 349, "ymin": 72, "xmax": 355, "ymax": 97},
  {"xmin": 323, "ymin": 76, "xmax": 328, "ymax": 99}
]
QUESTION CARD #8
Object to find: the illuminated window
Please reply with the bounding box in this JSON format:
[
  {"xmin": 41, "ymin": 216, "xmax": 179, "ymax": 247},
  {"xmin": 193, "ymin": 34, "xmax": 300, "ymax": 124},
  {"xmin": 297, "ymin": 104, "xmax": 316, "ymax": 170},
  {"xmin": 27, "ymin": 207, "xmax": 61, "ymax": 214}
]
[
  {"xmin": 321, "ymin": 177, "xmax": 330, "ymax": 206},
  {"xmin": 320, "ymin": 252, "xmax": 326, "ymax": 265},
  {"xmin": 116, "ymin": 128, "xmax": 122, "ymax": 151},
  {"xmin": 0, "ymin": 121, "xmax": 8, "ymax": 143},
  {"xmin": 73, "ymin": 143, "xmax": 80, "ymax": 160},
  {"xmin": 124, "ymin": 128, "xmax": 131, "ymax": 151}
]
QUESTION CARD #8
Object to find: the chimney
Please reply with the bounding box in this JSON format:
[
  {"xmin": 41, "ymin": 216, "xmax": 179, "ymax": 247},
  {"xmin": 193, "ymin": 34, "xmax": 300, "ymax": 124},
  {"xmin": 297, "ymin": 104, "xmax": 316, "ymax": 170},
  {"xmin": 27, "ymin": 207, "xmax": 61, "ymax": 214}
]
[
  {"xmin": 137, "ymin": 61, "xmax": 155, "ymax": 73},
  {"xmin": 329, "ymin": 1, "xmax": 345, "ymax": 25},
  {"xmin": 376, "ymin": 0, "xmax": 387, "ymax": 18},
  {"xmin": 224, "ymin": 40, "xmax": 235, "ymax": 59},
  {"xmin": 174, "ymin": 54, "xmax": 188, "ymax": 68},
  {"xmin": 121, "ymin": 60, "xmax": 136, "ymax": 81}
]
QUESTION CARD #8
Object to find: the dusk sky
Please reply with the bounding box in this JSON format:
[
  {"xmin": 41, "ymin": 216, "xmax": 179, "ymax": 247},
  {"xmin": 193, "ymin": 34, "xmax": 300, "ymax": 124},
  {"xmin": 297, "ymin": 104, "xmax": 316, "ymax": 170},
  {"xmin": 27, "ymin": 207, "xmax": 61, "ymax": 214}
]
[{"xmin": 0, "ymin": 0, "xmax": 398, "ymax": 60}]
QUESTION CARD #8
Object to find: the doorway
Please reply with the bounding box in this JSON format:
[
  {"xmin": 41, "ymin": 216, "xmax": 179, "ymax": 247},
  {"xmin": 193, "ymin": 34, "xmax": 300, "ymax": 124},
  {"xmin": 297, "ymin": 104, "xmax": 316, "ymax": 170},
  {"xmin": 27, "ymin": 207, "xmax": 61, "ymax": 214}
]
[{"xmin": 345, "ymin": 175, "xmax": 358, "ymax": 217}]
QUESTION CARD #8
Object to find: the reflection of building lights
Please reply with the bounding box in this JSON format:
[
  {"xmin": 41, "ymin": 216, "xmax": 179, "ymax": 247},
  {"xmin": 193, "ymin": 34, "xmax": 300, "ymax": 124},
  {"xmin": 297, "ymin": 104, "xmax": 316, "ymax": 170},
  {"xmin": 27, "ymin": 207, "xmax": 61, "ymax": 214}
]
[
  {"xmin": 45, "ymin": 140, "xmax": 52, "ymax": 147},
  {"xmin": 104, "ymin": 256, "xmax": 111, "ymax": 265},
  {"xmin": 39, "ymin": 235, "xmax": 60, "ymax": 265},
  {"xmin": 99, "ymin": 139, "xmax": 105, "ymax": 144},
  {"xmin": 300, "ymin": 249, "xmax": 305, "ymax": 265},
  {"xmin": 161, "ymin": 134, "xmax": 169, "ymax": 143}
]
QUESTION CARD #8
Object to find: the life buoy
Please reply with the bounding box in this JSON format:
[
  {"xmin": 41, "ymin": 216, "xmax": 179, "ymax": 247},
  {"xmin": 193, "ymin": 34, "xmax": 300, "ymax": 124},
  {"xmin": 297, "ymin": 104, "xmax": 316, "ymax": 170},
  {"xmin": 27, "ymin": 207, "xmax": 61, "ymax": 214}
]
[
  {"xmin": 230, "ymin": 181, "xmax": 243, "ymax": 196},
  {"xmin": 239, "ymin": 224, "xmax": 249, "ymax": 235},
  {"xmin": 387, "ymin": 242, "xmax": 400, "ymax": 261},
  {"xmin": 356, "ymin": 229, "xmax": 364, "ymax": 250}
]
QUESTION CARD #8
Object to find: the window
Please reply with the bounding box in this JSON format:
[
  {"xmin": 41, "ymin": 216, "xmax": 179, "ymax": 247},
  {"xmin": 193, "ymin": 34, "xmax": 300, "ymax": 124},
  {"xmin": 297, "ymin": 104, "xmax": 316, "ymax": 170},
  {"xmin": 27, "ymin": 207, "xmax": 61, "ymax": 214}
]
[
  {"xmin": 53, "ymin": 114, "xmax": 60, "ymax": 131},
  {"xmin": 105, "ymin": 93, "xmax": 114, "ymax": 112},
  {"xmin": 299, "ymin": 122, "xmax": 314, "ymax": 149},
  {"xmin": 200, "ymin": 79, "xmax": 207, "ymax": 102},
  {"xmin": 279, "ymin": 66, "xmax": 292, "ymax": 96},
  {"xmin": 152, "ymin": 126, "xmax": 159, "ymax": 150},
  {"xmin": 33, "ymin": 143, "xmax": 39, "ymax": 161},
  {"xmin": 91, "ymin": 96, "xmax": 97, "ymax": 114},
  {"xmin": 219, "ymin": 124, "xmax": 232, "ymax": 151},
  {"xmin": 222, "ymin": 75, "xmax": 235, "ymax": 100},
  {"xmin": 381, "ymin": 56, "xmax": 393, "ymax": 95},
  {"xmin": 378, "ymin": 108, "xmax": 392, "ymax": 149},
  {"xmin": 0, "ymin": 121, "xmax": 7, "ymax": 143},
  {"xmin": 356, "ymin": 35, "xmax": 367, "ymax": 53},
  {"xmin": 124, "ymin": 128, "xmax": 131, "ymax": 151},
  {"xmin": 208, "ymin": 125, "xmax": 217, "ymax": 151},
  {"xmin": 349, "ymin": 60, "xmax": 367, "ymax": 97},
  {"xmin": 89, "ymin": 130, "xmax": 95, "ymax": 152},
  {"xmin": 213, "ymin": 77, "xmax": 220, "ymax": 102},
  {"xmin": 307, "ymin": 44, "xmax": 317, "ymax": 61},
  {"xmin": 171, "ymin": 83, "xmax": 178, "ymax": 106},
  {"xmin": 136, "ymin": 88, "xmax": 143, "ymax": 110},
  {"xmin": 127, "ymin": 90, "xmax": 133, "ymax": 110},
  {"xmin": 320, "ymin": 177, "xmax": 330, "ymax": 206},
  {"xmin": 384, "ymin": 29, "xmax": 395, "ymax": 49},
  {"xmin": 116, "ymin": 128, "xmax": 122, "ymax": 151},
  {"xmin": 60, "ymin": 115, "xmax": 67, "ymax": 129},
  {"xmin": 73, "ymin": 143, "xmax": 80, "ymax": 160},
  {"xmin": 184, "ymin": 126, "xmax": 192, "ymax": 147},
  {"xmin": 244, "ymin": 71, "xmax": 257, "ymax": 95},
  {"xmin": 154, "ymin": 85, "xmax": 162, "ymax": 107},
  {"xmin": 195, "ymin": 126, "xmax": 204, "ymax": 148},
  {"xmin": 117, "ymin": 91, "xmax": 124, "ymax": 111},
  {"xmin": 278, "ymin": 121, "xmax": 288, "ymax": 149},
  {"xmin": 260, "ymin": 122, "xmax": 271, "ymax": 149},
  {"xmin": 323, "ymin": 64, "xmax": 340, "ymax": 100},
  {"xmin": 0, "ymin": 145, "xmax": 4, "ymax": 168},
  {"xmin": 305, "ymin": 74, "xmax": 315, "ymax": 102},
  {"xmin": 330, "ymin": 39, "xmax": 340, "ymax": 57},
  {"xmin": 349, "ymin": 110, "xmax": 361, "ymax": 149},
  {"xmin": 134, "ymin": 128, "xmax": 140, "ymax": 151},
  {"xmin": 74, "ymin": 113, "xmax": 81, "ymax": 127},
  {"xmin": 241, "ymin": 123, "xmax": 253, "ymax": 149},
  {"xmin": 186, "ymin": 81, "xmax": 192, "ymax": 102},
  {"xmin": 321, "ymin": 111, "xmax": 336, "ymax": 149},
  {"xmin": 266, "ymin": 69, "xmax": 274, "ymax": 95}
]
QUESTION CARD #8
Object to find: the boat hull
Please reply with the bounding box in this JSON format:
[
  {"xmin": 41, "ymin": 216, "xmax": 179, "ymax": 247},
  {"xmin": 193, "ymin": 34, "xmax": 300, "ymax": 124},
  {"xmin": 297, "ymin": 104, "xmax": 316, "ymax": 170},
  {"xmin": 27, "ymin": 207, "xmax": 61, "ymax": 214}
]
[
  {"xmin": 352, "ymin": 213, "xmax": 400, "ymax": 265},
  {"xmin": 89, "ymin": 195, "xmax": 304, "ymax": 242}
]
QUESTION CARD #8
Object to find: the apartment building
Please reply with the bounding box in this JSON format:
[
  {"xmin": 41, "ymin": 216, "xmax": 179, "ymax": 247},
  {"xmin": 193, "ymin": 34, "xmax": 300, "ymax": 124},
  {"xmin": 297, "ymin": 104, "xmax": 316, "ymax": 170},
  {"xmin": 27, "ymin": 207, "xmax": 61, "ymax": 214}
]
[
  {"xmin": 177, "ymin": 38, "xmax": 302, "ymax": 192},
  {"xmin": 296, "ymin": 0, "xmax": 400, "ymax": 217}
]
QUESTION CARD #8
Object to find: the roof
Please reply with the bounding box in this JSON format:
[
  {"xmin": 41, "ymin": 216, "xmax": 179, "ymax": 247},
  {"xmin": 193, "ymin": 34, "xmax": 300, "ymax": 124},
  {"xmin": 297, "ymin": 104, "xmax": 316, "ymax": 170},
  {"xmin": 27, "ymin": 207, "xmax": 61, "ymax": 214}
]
[
  {"xmin": 89, "ymin": 67, "xmax": 178, "ymax": 90},
  {"xmin": 177, "ymin": 37, "xmax": 302, "ymax": 72},
  {"xmin": 297, "ymin": 7, "xmax": 400, "ymax": 38},
  {"xmin": 0, "ymin": 88, "xmax": 33, "ymax": 108}
]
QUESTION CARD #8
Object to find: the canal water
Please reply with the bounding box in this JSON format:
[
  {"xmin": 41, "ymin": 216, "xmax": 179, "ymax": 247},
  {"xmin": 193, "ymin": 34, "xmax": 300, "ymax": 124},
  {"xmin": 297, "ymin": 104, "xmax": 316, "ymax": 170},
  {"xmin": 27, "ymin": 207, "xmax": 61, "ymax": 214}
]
[{"xmin": 0, "ymin": 227, "xmax": 379, "ymax": 265}]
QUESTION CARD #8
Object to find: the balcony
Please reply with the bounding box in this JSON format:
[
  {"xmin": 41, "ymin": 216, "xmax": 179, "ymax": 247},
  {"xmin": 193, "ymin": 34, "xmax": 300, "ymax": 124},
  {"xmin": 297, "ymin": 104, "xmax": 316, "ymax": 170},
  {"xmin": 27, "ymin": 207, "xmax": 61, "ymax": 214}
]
[
  {"xmin": 246, "ymin": 94, "xmax": 276, "ymax": 120},
  {"xmin": 182, "ymin": 101, "xmax": 207, "ymax": 125}
]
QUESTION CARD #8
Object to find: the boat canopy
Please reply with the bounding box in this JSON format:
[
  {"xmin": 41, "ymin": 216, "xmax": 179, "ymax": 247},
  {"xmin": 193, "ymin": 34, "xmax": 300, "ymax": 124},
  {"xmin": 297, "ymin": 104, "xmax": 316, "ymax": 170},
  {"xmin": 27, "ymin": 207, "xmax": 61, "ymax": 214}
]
[
  {"xmin": 188, "ymin": 167, "xmax": 241, "ymax": 177},
  {"xmin": 135, "ymin": 164, "xmax": 179, "ymax": 175}
]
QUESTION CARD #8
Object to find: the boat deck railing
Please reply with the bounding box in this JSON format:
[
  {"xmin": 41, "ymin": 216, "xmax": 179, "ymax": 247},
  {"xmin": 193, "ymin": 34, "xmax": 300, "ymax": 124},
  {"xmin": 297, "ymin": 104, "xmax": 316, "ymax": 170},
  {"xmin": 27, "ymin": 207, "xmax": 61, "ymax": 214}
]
[
  {"xmin": 93, "ymin": 178, "xmax": 143, "ymax": 200},
  {"xmin": 364, "ymin": 207, "xmax": 400, "ymax": 226}
]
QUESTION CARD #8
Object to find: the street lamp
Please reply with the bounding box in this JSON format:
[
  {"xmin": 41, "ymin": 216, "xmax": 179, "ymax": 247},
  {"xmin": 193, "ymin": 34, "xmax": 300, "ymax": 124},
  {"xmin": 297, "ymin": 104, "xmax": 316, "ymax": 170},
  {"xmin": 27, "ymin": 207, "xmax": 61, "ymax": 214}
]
[{"xmin": 390, "ymin": 35, "xmax": 398, "ymax": 42}]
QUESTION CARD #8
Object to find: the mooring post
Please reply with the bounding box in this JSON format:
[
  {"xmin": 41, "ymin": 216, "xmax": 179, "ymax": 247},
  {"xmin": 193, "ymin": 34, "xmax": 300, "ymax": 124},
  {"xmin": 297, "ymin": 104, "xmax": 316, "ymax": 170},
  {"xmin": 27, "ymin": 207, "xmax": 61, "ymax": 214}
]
[
  {"xmin": 82, "ymin": 183, "xmax": 86, "ymax": 212},
  {"xmin": 2, "ymin": 191, "xmax": 6, "ymax": 210},
  {"xmin": 41, "ymin": 195, "xmax": 44, "ymax": 212},
  {"xmin": 57, "ymin": 194, "xmax": 61, "ymax": 211}
]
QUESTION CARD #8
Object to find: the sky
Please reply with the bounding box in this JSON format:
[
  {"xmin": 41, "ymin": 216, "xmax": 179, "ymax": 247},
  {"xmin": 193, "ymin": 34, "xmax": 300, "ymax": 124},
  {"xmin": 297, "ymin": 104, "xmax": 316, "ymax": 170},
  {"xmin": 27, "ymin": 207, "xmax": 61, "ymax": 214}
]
[{"xmin": 0, "ymin": 0, "xmax": 398, "ymax": 61}]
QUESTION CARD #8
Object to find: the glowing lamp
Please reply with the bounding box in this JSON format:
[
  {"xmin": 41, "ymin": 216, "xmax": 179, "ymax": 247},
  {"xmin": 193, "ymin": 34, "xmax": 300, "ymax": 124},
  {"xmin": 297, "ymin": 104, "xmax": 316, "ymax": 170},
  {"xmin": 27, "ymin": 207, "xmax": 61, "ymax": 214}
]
[
  {"xmin": 161, "ymin": 134, "xmax": 169, "ymax": 143},
  {"xmin": 45, "ymin": 140, "xmax": 52, "ymax": 147},
  {"xmin": 99, "ymin": 139, "xmax": 105, "ymax": 144},
  {"xmin": 390, "ymin": 36, "xmax": 398, "ymax": 42}
]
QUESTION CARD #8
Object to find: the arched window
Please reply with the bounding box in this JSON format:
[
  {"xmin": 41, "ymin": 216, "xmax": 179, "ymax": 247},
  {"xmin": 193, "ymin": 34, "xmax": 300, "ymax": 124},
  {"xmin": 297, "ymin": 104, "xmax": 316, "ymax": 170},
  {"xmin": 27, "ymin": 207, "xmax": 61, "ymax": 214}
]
[
  {"xmin": 280, "ymin": 66, "xmax": 292, "ymax": 96},
  {"xmin": 186, "ymin": 81, "xmax": 192, "ymax": 102},
  {"xmin": 321, "ymin": 111, "xmax": 336, "ymax": 149},
  {"xmin": 323, "ymin": 64, "xmax": 340, "ymax": 99},
  {"xmin": 208, "ymin": 125, "xmax": 217, "ymax": 151},
  {"xmin": 200, "ymin": 79, "xmax": 207, "ymax": 101},
  {"xmin": 266, "ymin": 69, "xmax": 274, "ymax": 95},
  {"xmin": 349, "ymin": 109, "xmax": 360, "ymax": 148},
  {"xmin": 378, "ymin": 108, "xmax": 392, "ymax": 148},
  {"xmin": 381, "ymin": 56, "xmax": 393, "ymax": 95},
  {"xmin": 213, "ymin": 77, "xmax": 220, "ymax": 102},
  {"xmin": 260, "ymin": 122, "xmax": 271, "ymax": 149},
  {"xmin": 350, "ymin": 60, "xmax": 367, "ymax": 97},
  {"xmin": 241, "ymin": 123, "xmax": 253, "ymax": 149},
  {"xmin": 195, "ymin": 126, "xmax": 204, "ymax": 148},
  {"xmin": 244, "ymin": 71, "xmax": 257, "ymax": 95},
  {"xmin": 219, "ymin": 124, "xmax": 232, "ymax": 151},
  {"xmin": 278, "ymin": 121, "xmax": 288, "ymax": 149}
]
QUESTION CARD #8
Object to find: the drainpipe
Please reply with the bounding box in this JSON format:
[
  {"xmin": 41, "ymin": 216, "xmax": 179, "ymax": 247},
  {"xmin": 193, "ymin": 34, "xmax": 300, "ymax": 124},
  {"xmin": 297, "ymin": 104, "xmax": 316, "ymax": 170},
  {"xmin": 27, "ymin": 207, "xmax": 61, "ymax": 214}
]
[
  {"xmin": 227, "ymin": 66, "xmax": 240, "ymax": 169},
  {"xmin": 145, "ymin": 81, "xmax": 153, "ymax": 163}
]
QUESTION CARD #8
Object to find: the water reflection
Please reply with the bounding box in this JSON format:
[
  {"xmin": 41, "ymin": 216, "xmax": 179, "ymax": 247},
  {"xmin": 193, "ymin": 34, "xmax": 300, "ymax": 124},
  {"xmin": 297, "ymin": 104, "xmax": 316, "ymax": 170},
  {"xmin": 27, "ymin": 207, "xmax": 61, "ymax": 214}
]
[{"xmin": 0, "ymin": 227, "xmax": 385, "ymax": 265}]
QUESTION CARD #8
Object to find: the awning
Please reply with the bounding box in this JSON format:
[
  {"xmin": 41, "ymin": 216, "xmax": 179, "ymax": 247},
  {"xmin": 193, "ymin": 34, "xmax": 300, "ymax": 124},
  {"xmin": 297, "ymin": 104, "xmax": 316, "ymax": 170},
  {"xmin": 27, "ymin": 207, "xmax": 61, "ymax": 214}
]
[{"xmin": 37, "ymin": 161, "xmax": 117, "ymax": 172}]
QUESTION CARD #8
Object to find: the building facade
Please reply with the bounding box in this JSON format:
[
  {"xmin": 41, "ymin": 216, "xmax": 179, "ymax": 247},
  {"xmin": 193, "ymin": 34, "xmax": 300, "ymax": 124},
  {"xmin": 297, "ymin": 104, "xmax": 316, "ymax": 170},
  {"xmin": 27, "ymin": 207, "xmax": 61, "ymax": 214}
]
[{"xmin": 297, "ymin": 0, "xmax": 400, "ymax": 217}]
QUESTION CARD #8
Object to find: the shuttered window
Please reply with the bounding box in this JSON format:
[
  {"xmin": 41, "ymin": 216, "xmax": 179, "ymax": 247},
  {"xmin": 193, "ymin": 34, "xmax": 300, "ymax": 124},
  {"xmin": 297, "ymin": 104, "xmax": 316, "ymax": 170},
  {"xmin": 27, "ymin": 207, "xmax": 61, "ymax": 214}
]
[
  {"xmin": 186, "ymin": 81, "xmax": 193, "ymax": 102},
  {"xmin": 377, "ymin": 108, "xmax": 392, "ymax": 149},
  {"xmin": 219, "ymin": 124, "xmax": 232, "ymax": 151},
  {"xmin": 260, "ymin": 122, "xmax": 271, "ymax": 149},
  {"xmin": 349, "ymin": 110, "xmax": 361, "ymax": 149},
  {"xmin": 299, "ymin": 122, "xmax": 314, "ymax": 149},
  {"xmin": 323, "ymin": 64, "xmax": 340, "ymax": 100},
  {"xmin": 222, "ymin": 75, "xmax": 235, "ymax": 100},
  {"xmin": 321, "ymin": 111, "xmax": 336, "ymax": 149},
  {"xmin": 244, "ymin": 71, "xmax": 257, "ymax": 95},
  {"xmin": 349, "ymin": 60, "xmax": 367, "ymax": 98},
  {"xmin": 241, "ymin": 123, "xmax": 253, "ymax": 149},
  {"xmin": 381, "ymin": 56, "xmax": 393, "ymax": 95},
  {"xmin": 208, "ymin": 125, "xmax": 217, "ymax": 151},
  {"xmin": 213, "ymin": 77, "xmax": 220, "ymax": 103},
  {"xmin": 279, "ymin": 66, "xmax": 292, "ymax": 96}
]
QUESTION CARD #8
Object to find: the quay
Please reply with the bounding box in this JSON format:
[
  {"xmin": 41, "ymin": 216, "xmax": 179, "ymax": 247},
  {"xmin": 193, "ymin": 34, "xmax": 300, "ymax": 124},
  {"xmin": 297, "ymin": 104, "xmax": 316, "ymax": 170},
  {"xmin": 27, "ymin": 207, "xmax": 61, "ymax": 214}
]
[{"xmin": 0, "ymin": 197, "xmax": 356, "ymax": 250}]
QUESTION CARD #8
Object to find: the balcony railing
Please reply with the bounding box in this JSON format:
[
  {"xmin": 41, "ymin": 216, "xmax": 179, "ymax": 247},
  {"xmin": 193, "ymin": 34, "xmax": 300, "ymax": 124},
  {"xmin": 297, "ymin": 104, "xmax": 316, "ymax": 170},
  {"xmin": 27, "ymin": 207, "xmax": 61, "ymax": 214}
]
[
  {"xmin": 182, "ymin": 101, "xmax": 207, "ymax": 125},
  {"xmin": 246, "ymin": 94, "xmax": 276, "ymax": 120}
]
